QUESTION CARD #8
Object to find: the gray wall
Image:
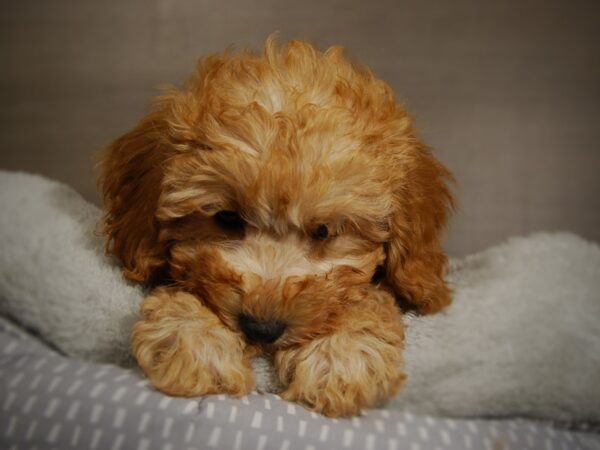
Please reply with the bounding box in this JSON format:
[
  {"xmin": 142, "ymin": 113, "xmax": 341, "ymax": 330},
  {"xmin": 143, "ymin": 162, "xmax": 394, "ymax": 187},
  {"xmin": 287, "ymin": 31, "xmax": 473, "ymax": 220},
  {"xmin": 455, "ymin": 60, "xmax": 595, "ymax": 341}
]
[{"xmin": 1, "ymin": 0, "xmax": 599, "ymax": 256}]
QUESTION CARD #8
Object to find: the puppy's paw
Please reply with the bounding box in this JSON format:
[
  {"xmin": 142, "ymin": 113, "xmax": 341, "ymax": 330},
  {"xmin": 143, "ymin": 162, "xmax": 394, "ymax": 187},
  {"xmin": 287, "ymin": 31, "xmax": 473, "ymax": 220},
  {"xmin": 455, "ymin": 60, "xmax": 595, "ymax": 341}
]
[
  {"xmin": 133, "ymin": 288, "xmax": 255, "ymax": 397},
  {"xmin": 276, "ymin": 330, "xmax": 405, "ymax": 417}
]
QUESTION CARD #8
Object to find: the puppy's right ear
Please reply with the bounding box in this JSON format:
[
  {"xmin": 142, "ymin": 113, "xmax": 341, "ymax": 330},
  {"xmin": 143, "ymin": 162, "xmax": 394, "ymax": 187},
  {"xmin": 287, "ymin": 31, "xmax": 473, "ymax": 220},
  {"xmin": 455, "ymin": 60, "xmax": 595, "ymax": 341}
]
[{"xmin": 98, "ymin": 109, "xmax": 174, "ymax": 283}]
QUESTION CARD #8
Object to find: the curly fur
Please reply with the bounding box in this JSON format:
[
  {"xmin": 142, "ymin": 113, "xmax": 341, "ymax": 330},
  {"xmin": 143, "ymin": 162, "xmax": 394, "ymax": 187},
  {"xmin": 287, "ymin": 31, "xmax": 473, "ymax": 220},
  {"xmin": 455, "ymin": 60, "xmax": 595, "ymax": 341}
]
[{"xmin": 99, "ymin": 37, "xmax": 454, "ymax": 416}]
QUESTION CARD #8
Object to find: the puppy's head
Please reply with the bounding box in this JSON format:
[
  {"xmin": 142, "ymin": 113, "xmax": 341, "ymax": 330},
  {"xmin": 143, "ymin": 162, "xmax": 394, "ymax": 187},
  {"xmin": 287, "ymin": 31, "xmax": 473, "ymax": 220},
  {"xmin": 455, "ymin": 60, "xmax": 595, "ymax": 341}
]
[{"xmin": 99, "ymin": 39, "xmax": 454, "ymax": 348}]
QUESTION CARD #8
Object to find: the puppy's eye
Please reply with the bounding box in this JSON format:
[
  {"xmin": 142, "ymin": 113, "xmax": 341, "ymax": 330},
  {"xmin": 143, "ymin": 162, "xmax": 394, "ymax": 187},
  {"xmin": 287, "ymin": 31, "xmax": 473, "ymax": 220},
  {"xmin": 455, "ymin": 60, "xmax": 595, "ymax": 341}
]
[
  {"xmin": 310, "ymin": 224, "xmax": 329, "ymax": 241},
  {"xmin": 214, "ymin": 210, "xmax": 245, "ymax": 231},
  {"xmin": 371, "ymin": 265, "xmax": 386, "ymax": 284}
]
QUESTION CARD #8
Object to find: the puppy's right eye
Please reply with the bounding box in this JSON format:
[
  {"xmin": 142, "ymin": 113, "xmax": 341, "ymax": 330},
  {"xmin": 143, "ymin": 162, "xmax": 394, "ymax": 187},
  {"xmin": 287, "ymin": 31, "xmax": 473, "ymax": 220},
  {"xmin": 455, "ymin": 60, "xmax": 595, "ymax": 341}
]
[
  {"xmin": 214, "ymin": 210, "xmax": 245, "ymax": 231},
  {"xmin": 310, "ymin": 224, "xmax": 330, "ymax": 241}
]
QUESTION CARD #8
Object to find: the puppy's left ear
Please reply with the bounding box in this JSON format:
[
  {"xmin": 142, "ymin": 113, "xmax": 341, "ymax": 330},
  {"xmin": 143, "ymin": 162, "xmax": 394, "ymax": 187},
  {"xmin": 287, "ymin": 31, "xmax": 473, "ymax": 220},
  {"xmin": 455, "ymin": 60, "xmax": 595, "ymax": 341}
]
[
  {"xmin": 98, "ymin": 107, "xmax": 175, "ymax": 283},
  {"xmin": 384, "ymin": 141, "xmax": 455, "ymax": 314}
]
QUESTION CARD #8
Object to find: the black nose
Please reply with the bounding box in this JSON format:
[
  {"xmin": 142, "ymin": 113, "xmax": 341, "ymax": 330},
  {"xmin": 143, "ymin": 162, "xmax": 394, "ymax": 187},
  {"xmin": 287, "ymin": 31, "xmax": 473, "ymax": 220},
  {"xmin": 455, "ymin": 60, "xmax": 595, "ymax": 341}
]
[{"xmin": 239, "ymin": 314, "xmax": 286, "ymax": 344}]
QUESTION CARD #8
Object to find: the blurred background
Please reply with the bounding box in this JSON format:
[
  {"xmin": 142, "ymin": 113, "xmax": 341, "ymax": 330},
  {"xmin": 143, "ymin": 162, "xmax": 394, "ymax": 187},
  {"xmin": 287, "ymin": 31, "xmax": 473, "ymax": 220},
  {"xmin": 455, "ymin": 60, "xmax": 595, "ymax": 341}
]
[{"xmin": 1, "ymin": 0, "xmax": 599, "ymax": 256}]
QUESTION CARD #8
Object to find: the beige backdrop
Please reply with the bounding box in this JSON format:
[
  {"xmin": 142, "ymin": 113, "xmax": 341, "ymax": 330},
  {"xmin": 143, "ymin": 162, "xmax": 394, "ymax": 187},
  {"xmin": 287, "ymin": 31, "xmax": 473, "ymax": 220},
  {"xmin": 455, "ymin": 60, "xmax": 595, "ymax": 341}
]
[{"xmin": 1, "ymin": 0, "xmax": 599, "ymax": 256}]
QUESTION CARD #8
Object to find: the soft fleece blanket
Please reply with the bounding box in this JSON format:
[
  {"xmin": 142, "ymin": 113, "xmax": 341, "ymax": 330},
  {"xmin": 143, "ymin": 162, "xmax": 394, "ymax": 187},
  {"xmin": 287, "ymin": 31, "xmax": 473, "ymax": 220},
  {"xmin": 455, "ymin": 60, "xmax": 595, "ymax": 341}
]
[{"xmin": 1, "ymin": 170, "xmax": 599, "ymax": 422}]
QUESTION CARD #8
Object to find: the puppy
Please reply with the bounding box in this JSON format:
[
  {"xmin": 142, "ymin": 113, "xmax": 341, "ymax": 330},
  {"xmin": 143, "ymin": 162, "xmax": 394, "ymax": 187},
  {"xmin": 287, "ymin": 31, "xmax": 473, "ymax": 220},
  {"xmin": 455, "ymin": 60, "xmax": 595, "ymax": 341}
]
[{"xmin": 99, "ymin": 38, "xmax": 454, "ymax": 417}]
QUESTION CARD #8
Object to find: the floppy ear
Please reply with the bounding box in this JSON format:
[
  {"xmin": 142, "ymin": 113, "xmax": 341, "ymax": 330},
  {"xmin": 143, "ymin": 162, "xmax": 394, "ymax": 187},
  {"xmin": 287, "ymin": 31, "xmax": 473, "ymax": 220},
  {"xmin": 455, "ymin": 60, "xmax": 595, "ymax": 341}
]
[
  {"xmin": 384, "ymin": 142, "xmax": 455, "ymax": 314},
  {"xmin": 98, "ymin": 109, "xmax": 176, "ymax": 283}
]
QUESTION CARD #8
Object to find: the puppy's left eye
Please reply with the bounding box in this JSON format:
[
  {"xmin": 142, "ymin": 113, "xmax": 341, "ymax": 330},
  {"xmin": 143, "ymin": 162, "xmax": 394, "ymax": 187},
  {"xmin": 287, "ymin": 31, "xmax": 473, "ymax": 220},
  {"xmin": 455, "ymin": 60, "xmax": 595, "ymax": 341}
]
[
  {"xmin": 310, "ymin": 224, "xmax": 330, "ymax": 241},
  {"xmin": 214, "ymin": 210, "xmax": 245, "ymax": 231}
]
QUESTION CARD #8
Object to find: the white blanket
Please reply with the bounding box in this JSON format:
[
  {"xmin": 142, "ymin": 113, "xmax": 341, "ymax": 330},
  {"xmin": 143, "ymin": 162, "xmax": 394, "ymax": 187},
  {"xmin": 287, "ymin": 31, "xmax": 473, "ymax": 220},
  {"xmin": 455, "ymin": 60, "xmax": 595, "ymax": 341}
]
[{"xmin": 1, "ymin": 170, "xmax": 599, "ymax": 421}]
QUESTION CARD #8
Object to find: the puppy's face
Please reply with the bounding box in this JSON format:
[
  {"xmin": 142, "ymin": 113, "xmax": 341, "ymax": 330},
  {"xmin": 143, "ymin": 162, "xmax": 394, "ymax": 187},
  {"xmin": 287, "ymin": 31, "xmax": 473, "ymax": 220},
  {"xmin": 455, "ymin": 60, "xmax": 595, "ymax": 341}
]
[
  {"xmin": 100, "ymin": 40, "xmax": 454, "ymax": 348},
  {"xmin": 157, "ymin": 117, "xmax": 391, "ymax": 347}
]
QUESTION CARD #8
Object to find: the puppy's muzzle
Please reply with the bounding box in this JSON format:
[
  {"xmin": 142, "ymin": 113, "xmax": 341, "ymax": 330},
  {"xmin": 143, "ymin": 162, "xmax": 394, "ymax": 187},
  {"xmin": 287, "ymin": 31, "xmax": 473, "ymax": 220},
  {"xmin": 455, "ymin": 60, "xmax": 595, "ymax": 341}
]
[{"xmin": 239, "ymin": 314, "xmax": 286, "ymax": 344}]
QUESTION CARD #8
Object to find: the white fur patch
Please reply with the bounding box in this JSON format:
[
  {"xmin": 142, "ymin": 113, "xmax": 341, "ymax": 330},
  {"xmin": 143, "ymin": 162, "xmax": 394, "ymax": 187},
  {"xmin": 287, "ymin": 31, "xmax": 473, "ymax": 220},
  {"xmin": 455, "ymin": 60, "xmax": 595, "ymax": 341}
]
[
  {"xmin": 256, "ymin": 84, "xmax": 284, "ymax": 113},
  {"xmin": 224, "ymin": 135, "xmax": 260, "ymax": 157},
  {"xmin": 218, "ymin": 232, "xmax": 363, "ymax": 280}
]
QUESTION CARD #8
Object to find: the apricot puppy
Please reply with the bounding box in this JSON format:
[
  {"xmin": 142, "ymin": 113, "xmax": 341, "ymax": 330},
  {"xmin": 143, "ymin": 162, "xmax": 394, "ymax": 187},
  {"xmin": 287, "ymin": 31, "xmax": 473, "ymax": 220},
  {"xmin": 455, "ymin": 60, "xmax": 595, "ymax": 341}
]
[{"xmin": 99, "ymin": 38, "xmax": 453, "ymax": 417}]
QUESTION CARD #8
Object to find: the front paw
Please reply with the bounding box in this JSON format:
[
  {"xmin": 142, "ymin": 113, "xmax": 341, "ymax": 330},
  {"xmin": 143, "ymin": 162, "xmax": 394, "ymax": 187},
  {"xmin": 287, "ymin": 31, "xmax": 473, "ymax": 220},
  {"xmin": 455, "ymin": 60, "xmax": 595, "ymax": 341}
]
[
  {"xmin": 276, "ymin": 330, "xmax": 405, "ymax": 417},
  {"xmin": 132, "ymin": 288, "xmax": 255, "ymax": 397}
]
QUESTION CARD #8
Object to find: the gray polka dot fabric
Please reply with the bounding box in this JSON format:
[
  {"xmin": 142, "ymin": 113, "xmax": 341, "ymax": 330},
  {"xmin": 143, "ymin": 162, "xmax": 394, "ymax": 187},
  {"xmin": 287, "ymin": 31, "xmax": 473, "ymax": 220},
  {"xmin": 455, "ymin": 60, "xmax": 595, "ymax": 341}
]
[{"xmin": 1, "ymin": 317, "xmax": 599, "ymax": 450}]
